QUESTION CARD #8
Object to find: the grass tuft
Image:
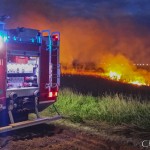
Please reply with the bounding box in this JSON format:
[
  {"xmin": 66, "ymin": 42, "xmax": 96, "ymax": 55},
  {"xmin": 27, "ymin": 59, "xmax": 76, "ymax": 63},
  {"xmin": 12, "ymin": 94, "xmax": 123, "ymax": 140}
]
[{"xmin": 42, "ymin": 88, "xmax": 150, "ymax": 129}]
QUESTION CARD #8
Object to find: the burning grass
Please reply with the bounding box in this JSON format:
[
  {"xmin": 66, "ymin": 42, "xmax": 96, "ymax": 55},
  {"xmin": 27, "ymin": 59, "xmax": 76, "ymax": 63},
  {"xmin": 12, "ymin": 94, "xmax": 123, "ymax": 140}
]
[
  {"xmin": 61, "ymin": 54, "xmax": 150, "ymax": 87},
  {"xmin": 43, "ymin": 88, "xmax": 150, "ymax": 130}
]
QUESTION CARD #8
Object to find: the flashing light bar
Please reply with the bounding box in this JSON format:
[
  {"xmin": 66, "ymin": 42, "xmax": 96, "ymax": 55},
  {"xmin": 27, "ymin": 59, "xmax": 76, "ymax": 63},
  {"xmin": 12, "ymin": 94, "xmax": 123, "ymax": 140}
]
[
  {"xmin": 52, "ymin": 35, "xmax": 59, "ymax": 41},
  {"xmin": 0, "ymin": 32, "xmax": 7, "ymax": 49}
]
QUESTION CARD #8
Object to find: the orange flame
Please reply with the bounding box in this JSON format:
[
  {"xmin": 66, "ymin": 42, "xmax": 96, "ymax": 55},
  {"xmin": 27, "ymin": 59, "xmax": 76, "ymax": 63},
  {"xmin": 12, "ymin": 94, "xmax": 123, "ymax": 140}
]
[
  {"xmin": 7, "ymin": 12, "xmax": 149, "ymax": 86},
  {"xmin": 100, "ymin": 54, "xmax": 150, "ymax": 86},
  {"xmin": 62, "ymin": 54, "xmax": 150, "ymax": 86}
]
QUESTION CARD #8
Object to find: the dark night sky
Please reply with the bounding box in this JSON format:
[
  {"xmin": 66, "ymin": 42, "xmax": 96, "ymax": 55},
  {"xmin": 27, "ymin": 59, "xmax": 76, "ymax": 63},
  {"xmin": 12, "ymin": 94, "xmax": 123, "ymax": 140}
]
[
  {"xmin": 0, "ymin": 0, "xmax": 150, "ymax": 64},
  {"xmin": 53, "ymin": 0, "xmax": 150, "ymax": 18},
  {"xmin": 1, "ymin": 0, "xmax": 150, "ymax": 21}
]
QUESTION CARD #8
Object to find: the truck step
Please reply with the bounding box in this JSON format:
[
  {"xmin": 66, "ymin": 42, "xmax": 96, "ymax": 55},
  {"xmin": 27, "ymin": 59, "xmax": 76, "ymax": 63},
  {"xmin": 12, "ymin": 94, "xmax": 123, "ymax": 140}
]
[{"xmin": 0, "ymin": 115, "xmax": 61, "ymax": 134}]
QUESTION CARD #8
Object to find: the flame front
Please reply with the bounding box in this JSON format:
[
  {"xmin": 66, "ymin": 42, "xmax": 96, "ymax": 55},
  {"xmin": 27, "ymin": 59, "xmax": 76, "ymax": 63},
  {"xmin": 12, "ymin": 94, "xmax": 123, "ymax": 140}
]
[
  {"xmin": 107, "ymin": 71, "xmax": 121, "ymax": 81},
  {"xmin": 100, "ymin": 54, "xmax": 150, "ymax": 86},
  {"xmin": 61, "ymin": 54, "xmax": 150, "ymax": 86},
  {"xmin": 102, "ymin": 68, "xmax": 147, "ymax": 86}
]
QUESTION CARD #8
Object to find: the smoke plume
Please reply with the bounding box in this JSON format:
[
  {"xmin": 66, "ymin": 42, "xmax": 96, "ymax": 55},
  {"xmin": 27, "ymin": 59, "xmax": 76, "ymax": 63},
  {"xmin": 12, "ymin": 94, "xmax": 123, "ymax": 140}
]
[{"xmin": 0, "ymin": 0, "xmax": 150, "ymax": 66}]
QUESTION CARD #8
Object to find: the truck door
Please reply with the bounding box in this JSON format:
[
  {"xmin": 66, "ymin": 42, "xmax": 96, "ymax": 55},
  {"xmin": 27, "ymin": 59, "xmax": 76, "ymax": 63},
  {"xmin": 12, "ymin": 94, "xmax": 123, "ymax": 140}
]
[
  {"xmin": 39, "ymin": 41, "xmax": 49, "ymax": 102},
  {"xmin": 39, "ymin": 31, "xmax": 60, "ymax": 104}
]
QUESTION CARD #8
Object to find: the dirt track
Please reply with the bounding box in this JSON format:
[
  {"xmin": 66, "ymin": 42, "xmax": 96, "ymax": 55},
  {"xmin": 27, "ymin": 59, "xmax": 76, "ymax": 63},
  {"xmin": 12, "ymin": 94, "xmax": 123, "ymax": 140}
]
[{"xmin": 0, "ymin": 124, "xmax": 141, "ymax": 150}]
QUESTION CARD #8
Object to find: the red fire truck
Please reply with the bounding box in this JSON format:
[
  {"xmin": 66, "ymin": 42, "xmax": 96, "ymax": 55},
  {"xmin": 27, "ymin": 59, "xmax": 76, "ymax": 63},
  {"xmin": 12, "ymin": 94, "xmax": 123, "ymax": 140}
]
[{"xmin": 0, "ymin": 16, "xmax": 61, "ymax": 133}]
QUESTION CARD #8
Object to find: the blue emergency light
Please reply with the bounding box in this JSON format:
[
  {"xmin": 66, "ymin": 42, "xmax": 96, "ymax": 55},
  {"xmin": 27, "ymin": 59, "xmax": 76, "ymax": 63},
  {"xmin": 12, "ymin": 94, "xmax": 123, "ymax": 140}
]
[{"xmin": 0, "ymin": 31, "xmax": 7, "ymax": 48}]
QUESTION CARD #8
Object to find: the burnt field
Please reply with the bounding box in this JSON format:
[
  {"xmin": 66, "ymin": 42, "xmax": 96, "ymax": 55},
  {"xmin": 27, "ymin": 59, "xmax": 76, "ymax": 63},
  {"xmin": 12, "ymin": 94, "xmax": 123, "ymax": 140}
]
[
  {"xmin": 61, "ymin": 74, "xmax": 150, "ymax": 101},
  {"xmin": 0, "ymin": 124, "xmax": 140, "ymax": 150}
]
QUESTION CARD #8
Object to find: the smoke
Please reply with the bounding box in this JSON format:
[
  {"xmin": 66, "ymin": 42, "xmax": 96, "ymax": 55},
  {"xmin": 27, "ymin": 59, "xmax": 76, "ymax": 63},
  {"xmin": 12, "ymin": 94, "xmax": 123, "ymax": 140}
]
[
  {"xmin": 0, "ymin": 0, "xmax": 150, "ymax": 66},
  {"xmin": 58, "ymin": 18, "xmax": 150, "ymax": 65}
]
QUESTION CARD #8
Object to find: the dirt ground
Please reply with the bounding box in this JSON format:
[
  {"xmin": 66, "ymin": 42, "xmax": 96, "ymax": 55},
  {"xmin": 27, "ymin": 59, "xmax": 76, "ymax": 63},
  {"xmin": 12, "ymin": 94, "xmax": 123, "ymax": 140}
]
[{"xmin": 0, "ymin": 123, "xmax": 142, "ymax": 150}]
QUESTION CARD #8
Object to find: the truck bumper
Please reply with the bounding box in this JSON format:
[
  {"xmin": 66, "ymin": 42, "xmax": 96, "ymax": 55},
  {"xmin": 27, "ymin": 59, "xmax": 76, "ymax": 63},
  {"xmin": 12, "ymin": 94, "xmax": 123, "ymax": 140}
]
[{"xmin": 0, "ymin": 115, "xmax": 62, "ymax": 134}]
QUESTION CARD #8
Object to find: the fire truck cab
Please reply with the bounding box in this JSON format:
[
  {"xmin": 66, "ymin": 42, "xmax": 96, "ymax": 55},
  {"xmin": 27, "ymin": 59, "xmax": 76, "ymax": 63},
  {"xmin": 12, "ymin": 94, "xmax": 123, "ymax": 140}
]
[{"xmin": 0, "ymin": 18, "xmax": 61, "ymax": 133}]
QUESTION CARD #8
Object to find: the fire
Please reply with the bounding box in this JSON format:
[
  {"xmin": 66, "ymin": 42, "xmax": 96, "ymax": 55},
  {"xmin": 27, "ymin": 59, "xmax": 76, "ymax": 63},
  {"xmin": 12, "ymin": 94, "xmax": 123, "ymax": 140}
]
[
  {"xmin": 61, "ymin": 54, "xmax": 150, "ymax": 87},
  {"xmin": 99, "ymin": 54, "xmax": 150, "ymax": 86},
  {"xmin": 129, "ymin": 81, "xmax": 146, "ymax": 86},
  {"xmin": 103, "ymin": 70, "xmax": 147, "ymax": 86},
  {"xmin": 107, "ymin": 71, "xmax": 121, "ymax": 81}
]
